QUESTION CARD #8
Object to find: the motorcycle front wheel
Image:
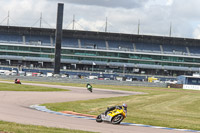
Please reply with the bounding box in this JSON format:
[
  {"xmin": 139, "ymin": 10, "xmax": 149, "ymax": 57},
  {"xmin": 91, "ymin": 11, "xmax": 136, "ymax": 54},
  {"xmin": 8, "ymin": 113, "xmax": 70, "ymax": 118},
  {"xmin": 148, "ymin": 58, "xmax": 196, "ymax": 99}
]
[
  {"xmin": 88, "ymin": 88, "xmax": 92, "ymax": 93},
  {"xmin": 96, "ymin": 115, "xmax": 103, "ymax": 123},
  {"xmin": 111, "ymin": 114, "xmax": 124, "ymax": 124}
]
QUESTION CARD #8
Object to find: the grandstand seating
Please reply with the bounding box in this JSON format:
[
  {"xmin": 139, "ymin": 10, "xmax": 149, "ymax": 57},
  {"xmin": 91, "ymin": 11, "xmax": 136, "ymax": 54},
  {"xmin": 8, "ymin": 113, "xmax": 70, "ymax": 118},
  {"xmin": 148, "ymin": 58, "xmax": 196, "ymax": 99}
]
[
  {"xmin": 80, "ymin": 39, "xmax": 106, "ymax": 49},
  {"xmin": 25, "ymin": 35, "xmax": 51, "ymax": 46},
  {"xmin": 1, "ymin": 32, "xmax": 200, "ymax": 57},
  {"xmin": 135, "ymin": 43, "xmax": 161, "ymax": 53},
  {"xmin": 62, "ymin": 38, "xmax": 79, "ymax": 48},
  {"xmin": 162, "ymin": 44, "xmax": 187, "ymax": 55},
  {"xmin": 107, "ymin": 40, "xmax": 133, "ymax": 51},
  {"xmin": 0, "ymin": 33, "xmax": 22, "ymax": 43},
  {"xmin": 188, "ymin": 46, "xmax": 200, "ymax": 55}
]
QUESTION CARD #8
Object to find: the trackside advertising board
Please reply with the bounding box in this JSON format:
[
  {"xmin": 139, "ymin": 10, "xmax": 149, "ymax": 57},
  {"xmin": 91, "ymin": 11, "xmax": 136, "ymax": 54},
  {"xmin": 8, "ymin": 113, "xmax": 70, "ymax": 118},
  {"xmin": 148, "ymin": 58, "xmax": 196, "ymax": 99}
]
[{"xmin": 183, "ymin": 85, "xmax": 200, "ymax": 90}]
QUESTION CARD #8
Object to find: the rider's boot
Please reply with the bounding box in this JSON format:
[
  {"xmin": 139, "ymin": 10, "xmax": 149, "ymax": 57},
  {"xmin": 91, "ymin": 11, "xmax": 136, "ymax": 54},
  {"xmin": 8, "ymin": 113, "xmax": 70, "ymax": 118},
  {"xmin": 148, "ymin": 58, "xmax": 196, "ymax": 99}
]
[{"xmin": 104, "ymin": 111, "xmax": 108, "ymax": 116}]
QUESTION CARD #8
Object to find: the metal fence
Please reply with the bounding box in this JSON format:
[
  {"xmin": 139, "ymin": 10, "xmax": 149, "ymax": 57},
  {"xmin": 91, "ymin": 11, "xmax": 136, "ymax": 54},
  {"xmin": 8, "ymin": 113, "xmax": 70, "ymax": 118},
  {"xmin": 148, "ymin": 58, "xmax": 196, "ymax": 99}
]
[{"xmin": 0, "ymin": 75, "xmax": 167, "ymax": 88}]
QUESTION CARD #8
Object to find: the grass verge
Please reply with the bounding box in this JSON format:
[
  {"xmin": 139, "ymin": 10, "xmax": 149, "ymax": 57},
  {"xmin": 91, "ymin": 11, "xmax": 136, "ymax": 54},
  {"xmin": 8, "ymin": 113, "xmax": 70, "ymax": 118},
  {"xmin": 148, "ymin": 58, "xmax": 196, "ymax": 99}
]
[
  {"xmin": 43, "ymin": 85, "xmax": 200, "ymax": 131},
  {"xmin": 0, "ymin": 82, "xmax": 68, "ymax": 91},
  {"xmin": 0, "ymin": 121, "xmax": 96, "ymax": 133}
]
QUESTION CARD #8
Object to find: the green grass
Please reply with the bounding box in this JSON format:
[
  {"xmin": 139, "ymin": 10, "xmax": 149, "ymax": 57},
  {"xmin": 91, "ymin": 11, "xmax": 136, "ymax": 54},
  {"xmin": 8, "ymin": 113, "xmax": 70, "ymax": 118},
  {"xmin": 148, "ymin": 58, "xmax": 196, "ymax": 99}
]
[
  {"xmin": 0, "ymin": 79, "xmax": 86, "ymax": 88},
  {"xmin": 0, "ymin": 82, "xmax": 68, "ymax": 91},
  {"xmin": 0, "ymin": 121, "xmax": 96, "ymax": 133},
  {"xmin": 43, "ymin": 85, "xmax": 200, "ymax": 131},
  {"xmin": 1, "ymin": 79, "xmax": 200, "ymax": 130}
]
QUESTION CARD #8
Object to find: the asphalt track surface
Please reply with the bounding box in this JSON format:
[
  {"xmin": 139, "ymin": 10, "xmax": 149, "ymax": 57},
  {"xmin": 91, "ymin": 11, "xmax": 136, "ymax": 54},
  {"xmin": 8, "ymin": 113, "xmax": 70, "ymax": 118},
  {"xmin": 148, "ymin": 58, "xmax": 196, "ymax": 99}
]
[{"xmin": 0, "ymin": 81, "xmax": 193, "ymax": 133}]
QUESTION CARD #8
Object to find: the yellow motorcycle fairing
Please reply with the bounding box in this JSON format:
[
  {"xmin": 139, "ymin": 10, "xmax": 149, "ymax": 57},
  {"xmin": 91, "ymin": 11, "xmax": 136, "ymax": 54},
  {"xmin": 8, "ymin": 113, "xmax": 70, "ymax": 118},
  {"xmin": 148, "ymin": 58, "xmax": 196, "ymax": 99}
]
[{"xmin": 107, "ymin": 107, "xmax": 126, "ymax": 118}]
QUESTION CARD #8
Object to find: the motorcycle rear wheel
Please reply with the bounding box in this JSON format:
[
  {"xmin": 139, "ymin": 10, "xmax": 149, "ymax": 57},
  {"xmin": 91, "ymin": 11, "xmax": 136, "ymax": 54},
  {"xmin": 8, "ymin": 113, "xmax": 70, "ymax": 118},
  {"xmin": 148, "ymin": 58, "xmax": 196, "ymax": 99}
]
[
  {"xmin": 111, "ymin": 114, "xmax": 124, "ymax": 124},
  {"xmin": 96, "ymin": 115, "xmax": 103, "ymax": 123}
]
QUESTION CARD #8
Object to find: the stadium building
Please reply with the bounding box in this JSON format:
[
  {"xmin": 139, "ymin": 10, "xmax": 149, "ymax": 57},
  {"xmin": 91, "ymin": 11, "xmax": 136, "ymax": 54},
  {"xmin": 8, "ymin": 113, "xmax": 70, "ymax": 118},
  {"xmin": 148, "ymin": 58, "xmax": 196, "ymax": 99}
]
[{"xmin": 0, "ymin": 25, "xmax": 200, "ymax": 76}]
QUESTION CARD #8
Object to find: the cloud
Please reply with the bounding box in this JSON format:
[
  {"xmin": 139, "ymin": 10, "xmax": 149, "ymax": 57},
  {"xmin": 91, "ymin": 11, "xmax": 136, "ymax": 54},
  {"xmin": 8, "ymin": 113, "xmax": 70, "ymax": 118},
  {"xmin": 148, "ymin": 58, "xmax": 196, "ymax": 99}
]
[
  {"xmin": 193, "ymin": 25, "xmax": 200, "ymax": 39},
  {"xmin": 49, "ymin": 0, "xmax": 149, "ymax": 9},
  {"xmin": 166, "ymin": 0, "xmax": 173, "ymax": 6},
  {"xmin": 0, "ymin": 0, "xmax": 200, "ymax": 39},
  {"xmin": 0, "ymin": 0, "xmax": 57, "ymax": 27}
]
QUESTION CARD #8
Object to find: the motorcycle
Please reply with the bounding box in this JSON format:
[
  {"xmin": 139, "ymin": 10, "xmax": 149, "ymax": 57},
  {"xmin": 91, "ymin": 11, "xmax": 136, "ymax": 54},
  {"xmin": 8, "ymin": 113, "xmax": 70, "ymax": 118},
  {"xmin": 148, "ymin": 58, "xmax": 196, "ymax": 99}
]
[
  {"xmin": 14, "ymin": 79, "xmax": 21, "ymax": 84},
  {"xmin": 96, "ymin": 107, "xmax": 126, "ymax": 124},
  {"xmin": 86, "ymin": 84, "xmax": 92, "ymax": 93}
]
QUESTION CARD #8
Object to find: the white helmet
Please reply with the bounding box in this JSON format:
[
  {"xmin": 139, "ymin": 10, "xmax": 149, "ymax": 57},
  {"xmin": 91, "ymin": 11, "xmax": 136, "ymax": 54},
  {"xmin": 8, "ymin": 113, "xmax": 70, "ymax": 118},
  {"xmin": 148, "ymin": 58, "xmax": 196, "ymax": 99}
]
[{"xmin": 122, "ymin": 103, "xmax": 127, "ymax": 108}]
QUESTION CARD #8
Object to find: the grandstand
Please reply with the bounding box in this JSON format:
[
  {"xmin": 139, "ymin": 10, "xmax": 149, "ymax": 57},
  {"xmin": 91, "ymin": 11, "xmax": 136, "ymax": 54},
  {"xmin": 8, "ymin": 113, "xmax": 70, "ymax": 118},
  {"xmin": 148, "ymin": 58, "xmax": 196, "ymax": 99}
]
[{"xmin": 0, "ymin": 25, "xmax": 200, "ymax": 76}]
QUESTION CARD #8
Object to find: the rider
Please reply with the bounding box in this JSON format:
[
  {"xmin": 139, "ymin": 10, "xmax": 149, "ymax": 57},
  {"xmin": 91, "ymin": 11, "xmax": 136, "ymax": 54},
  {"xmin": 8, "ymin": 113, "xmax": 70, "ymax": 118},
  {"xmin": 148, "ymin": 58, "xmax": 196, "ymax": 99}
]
[
  {"xmin": 15, "ymin": 78, "xmax": 21, "ymax": 84},
  {"xmin": 104, "ymin": 103, "xmax": 127, "ymax": 116},
  {"xmin": 86, "ymin": 83, "xmax": 92, "ymax": 90}
]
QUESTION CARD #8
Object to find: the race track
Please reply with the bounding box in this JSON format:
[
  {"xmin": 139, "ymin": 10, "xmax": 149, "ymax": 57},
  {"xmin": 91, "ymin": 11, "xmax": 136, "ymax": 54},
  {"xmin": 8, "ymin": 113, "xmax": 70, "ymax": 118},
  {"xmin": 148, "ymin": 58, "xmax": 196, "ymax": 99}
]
[{"xmin": 0, "ymin": 81, "xmax": 193, "ymax": 133}]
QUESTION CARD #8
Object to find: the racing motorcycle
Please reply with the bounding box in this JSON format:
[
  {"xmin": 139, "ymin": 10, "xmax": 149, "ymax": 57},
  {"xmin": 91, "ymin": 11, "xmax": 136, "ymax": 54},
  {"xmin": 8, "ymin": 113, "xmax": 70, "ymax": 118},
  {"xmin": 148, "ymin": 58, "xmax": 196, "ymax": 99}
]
[
  {"xmin": 96, "ymin": 106, "xmax": 126, "ymax": 124},
  {"xmin": 86, "ymin": 84, "xmax": 92, "ymax": 93},
  {"xmin": 14, "ymin": 79, "xmax": 21, "ymax": 84}
]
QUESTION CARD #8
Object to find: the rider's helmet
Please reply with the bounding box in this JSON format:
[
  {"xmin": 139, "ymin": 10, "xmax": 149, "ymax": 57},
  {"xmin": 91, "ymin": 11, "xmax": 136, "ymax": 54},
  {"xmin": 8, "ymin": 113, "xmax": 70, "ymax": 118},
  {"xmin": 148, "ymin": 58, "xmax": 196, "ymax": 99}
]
[{"xmin": 122, "ymin": 103, "xmax": 127, "ymax": 109}]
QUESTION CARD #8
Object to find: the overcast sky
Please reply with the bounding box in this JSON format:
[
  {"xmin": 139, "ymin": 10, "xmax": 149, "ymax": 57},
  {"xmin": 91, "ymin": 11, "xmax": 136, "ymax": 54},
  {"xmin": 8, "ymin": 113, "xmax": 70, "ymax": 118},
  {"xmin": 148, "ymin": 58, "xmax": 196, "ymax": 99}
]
[{"xmin": 0, "ymin": 0, "xmax": 200, "ymax": 39}]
